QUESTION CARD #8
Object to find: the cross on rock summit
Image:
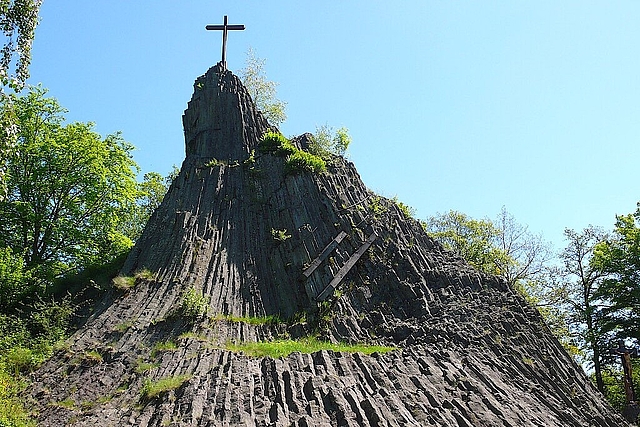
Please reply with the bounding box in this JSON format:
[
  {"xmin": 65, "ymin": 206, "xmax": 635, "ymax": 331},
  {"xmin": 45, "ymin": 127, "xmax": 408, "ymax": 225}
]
[{"xmin": 206, "ymin": 15, "xmax": 245, "ymax": 69}]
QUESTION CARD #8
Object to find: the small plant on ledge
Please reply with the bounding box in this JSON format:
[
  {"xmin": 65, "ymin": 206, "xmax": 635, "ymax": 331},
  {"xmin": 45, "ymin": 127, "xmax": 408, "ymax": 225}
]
[
  {"xmin": 258, "ymin": 131, "xmax": 325, "ymax": 175},
  {"xmin": 271, "ymin": 228, "xmax": 291, "ymax": 242},
  {"xmin": 180, "ymin": 287, "xmax": 209, "ymax": 320},
  {"xmin": 140, "ymin": 374, "xmax": 192, "ymax": 401}
]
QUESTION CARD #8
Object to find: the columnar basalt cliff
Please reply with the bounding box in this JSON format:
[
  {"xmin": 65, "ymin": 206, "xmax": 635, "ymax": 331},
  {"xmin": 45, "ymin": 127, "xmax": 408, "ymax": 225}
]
[{"xmin": 29, "ymin": 64, "xmax": 628, "ymax": 426}]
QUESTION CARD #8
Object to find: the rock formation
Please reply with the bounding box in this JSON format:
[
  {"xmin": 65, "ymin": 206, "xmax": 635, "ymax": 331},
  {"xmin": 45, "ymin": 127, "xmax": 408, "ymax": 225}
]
[{"xmin": 28, "ymin": 63, "xmax": 628, "ymax": 426}]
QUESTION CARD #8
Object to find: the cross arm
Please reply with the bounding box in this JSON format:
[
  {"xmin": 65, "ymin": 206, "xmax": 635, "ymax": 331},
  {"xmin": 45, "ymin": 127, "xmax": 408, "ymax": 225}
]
[{"xmin": 206, "ymin": 24, "xmax": 245, "ymax": 31}]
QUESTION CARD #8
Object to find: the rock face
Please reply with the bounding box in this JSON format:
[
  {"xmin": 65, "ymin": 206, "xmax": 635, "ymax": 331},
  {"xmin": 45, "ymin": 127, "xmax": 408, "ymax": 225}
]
[{"xmin": 29, "ymin": 63, "xmax": 628, "ymax": 426}]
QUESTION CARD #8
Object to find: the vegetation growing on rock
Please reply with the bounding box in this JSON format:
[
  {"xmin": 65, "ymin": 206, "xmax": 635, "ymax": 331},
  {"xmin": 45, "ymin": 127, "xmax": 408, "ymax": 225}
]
[
  {"xmin": 225, "ymin": 337, "xmax": 396, "ymax": 358},
  {"xmin": 259, "ymin": 131, "xmax": 326, "ymax": 174}
]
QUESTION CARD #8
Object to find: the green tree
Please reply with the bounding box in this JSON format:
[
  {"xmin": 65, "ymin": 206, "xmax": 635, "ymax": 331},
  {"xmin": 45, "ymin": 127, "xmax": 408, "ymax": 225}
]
[
  {"xmin": 0, "ymin": 0, "xmax": 43, "ymax": 202},
  {"xmin": 425, "ymin": 209, "xmax": 578, "ymax": 355},
  {"xmin": 0, "ymin": 0, "xmax": 42, "ymax": 90},
  {"xmin": 425, "ymin": 209, "xmax": 553, "ymax": 285},
  {"xmin": 593, "ymin": 205, "xmax": 640, "ymax": 344},
  {"xmin": 559, "ymin": 226, "xmax": 610, "ymax": 392},
  {"xmin": 119, "ymin": 171, "xmax": 169, "ymax": 242},
  {"xmin": 0, "ymin": 87, "xmax": 139, "ymax": 283},
  {"xmin": 309, "ymin": 124, "xmax": 352, "ymax": 158},
  {"xmin": 424, "ymin": 210, "xmax": 510, "ymax": 276},
  {"xmin": 240, "ymin": 47, "xmax": 287, "ymax": 127}
]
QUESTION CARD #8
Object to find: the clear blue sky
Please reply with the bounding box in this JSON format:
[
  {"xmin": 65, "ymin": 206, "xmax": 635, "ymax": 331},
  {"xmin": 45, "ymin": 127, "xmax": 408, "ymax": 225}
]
[{"xmin": 28, "ymin": 1, "xmax": 640, "ymax": 250}]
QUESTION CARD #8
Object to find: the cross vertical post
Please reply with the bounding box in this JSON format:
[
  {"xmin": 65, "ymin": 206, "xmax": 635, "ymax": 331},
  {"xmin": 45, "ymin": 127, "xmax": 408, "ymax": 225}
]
[{"xmin": 206, "ymin": 15, "xmax": 245, "ymax": 69}]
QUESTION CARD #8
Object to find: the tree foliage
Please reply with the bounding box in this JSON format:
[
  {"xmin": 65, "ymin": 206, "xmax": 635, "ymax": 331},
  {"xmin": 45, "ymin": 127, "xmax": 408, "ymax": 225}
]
[
  {"xmin": 0, "ymin": 246, "xmax": 31, "ymax": 310},
  {"xmin": 424, "ymin": 210, "xmax": 511, "ymax": 277},
  {"xmin": 558, "ymin": 226, "xmax": 610, "ymax": 392},
  {"xmin": 0, "ymin": 0, "xmax": 42, "ymax": 90},
  {"xmin": 0, "ymin": 87, "xmax": 139, "ymax": 283},
  {"xmin": 309, "ymin": 124, "xmax": 352, "ymax": 159},
  {"xmin": 119, "ymin": 171, "xmax": 170, "ymax": 242},
  {"xmin": 424, "ymin": 209, "xmax": 574, "ymax": 354},
  {"xmin": 240, "ymin": 47, "xmax": 287, "ymax": 127},
  {"xmin": 593, "ymin": 206, "xmax": 640, "ymax": 343},
  {"xmin": 0, "ymin": 0, "xmax": 42, "ymax": 202}
]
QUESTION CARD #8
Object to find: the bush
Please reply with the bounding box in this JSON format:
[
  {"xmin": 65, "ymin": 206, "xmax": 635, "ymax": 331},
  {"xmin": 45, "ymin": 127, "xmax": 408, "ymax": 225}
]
[
  {"xmin": 259, "ymin": 131, "xmax": 325, "ymax": 175},
  {"xmin": 0, "ymin": 369, "xmax": 36, "ymax": 427},
  {"xmin": 258, "ymin": 131, "xmax": 294, "ymax": 155},
  {"xmin": 180, "ymin": 287, "xmax": 209, "ymax": 319},
  {"xmin": 0, "ymin": 247, "xmax": 34, "ymax": 311},
  {"xmin": 285, "ymin": 150, "xmax": 326, "ymax": 175}
]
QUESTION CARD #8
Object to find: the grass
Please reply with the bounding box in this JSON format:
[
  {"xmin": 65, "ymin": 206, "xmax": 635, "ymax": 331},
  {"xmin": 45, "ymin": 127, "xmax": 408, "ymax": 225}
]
[
  {"xmin": 211, "ymin": 313, "xmax": 282, "ymax": 326},
  {"xmin": 112, "ymin": 269, "xmax": 154, "ymax": 291},
  {"xmin": 225, "ymin": 337, "xmax": 396, "ymax": 359},
  {"xmin": 134, "ymin": 269, "xmax": 155, "ymax": 281},
  {"xmin": 271, "ymin": 228, "xmax": 291, "ymax": 242},
  {"xmin": 83, "ymin": 350, "xmax": 103, "ymax": 364},
  {"xmin": 140, "ymin": 374, "xmax": 192, "ymax": 401},
  {"xmin": 258, "ymin": 131, "xmax": 296, "ymax": 155},
  {"xmin": 151, "ymin": 340, "xmax": 178, "ymax": 358},
  {"xmin": 284, "ymin": 150, "xmax": 326, "ymax": 174},
  {"xmin": 135, "ymin": 358, "xmax": 160, "ymax": 374},
  {"xmin": 204, "ymin": 158, "xmax": 222, "ymax": 167},
  {"xmin": 51, "ymin": 398, "xmax": 76, "ymax": 410},
  {"xmin": 0, "ymin": 369, "xmax": 36, "ymax": 426},
  {"xmin": 112, "ymin": 275, "xmax": 135, "ymax": 291},
  {"xmin": 114, "ymin": 320, "xmax": 135, "ymax": 333}
]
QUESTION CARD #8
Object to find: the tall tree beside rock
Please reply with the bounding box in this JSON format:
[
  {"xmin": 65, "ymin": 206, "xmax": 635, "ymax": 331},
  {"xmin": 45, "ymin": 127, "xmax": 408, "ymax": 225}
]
[
  {"xmin": 424, "ymin": 208, "xmax": 553, "ymax": 286},
  {"xmin": 425, "ymin": 209, "xmax": 577, "ymax": 354},
  {"xmin": 0, "ymin": 87, "xmax": 139, "ymax": 284},
  {"xmin": 593, "ymin": 205, "xmax": 640, "ymax": 343},
  {"xmin": 0, "ymin": 0, "xmax": 43, "ymax": 199},
  {"xmin": 559, "ymin": 226, "xmax": 610, "ymax": 393},
  {"xmin": 424, "ymin": 210, "xmax": 510, "ymax": 276},
  {"xmin": 0, "ymin": 0, "xmax": 42, "ymax": 90}
]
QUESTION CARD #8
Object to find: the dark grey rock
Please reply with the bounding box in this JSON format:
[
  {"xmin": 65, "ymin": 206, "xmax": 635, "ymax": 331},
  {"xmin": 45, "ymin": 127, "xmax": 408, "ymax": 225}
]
[{"xmin": 28, "ymin": 62, "xmax": 629, "ymax": 426}]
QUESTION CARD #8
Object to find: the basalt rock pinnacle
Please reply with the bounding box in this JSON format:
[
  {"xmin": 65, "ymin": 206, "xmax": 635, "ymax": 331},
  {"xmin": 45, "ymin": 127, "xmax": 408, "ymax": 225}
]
[{"xmin": 28, "ymin": 63, "xmax": 628, "ymax": 426}]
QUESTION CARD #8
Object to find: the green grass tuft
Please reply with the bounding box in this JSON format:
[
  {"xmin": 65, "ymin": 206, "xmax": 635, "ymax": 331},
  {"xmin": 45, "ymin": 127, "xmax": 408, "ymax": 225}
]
[
  {"xmin": 112, "ymin": 275, "xmax": 136, "ymax": 291},
  {"xmin": 140, "ymin": 374, "xmax": 192, "ymax": 401},
  {"xmin": 259, "ymin": 131, "xmax": 295, "ymax": 155},
  {"xmin": 151, "ymin": 340, "xmax": 178, "ymax": 358},
  {"xmin": 134, "ymin": 269, "xmax": 155, "ymax": 281},
  {"xmin": 225, "ymin": 337, "xmax": 396, "ymax": 359},
  {"xmin": 212, "ymin": 313, "xmax": 282, "ymax": 326},
  {"xmin": 259, "ymin": 131, "xmax": 325, "ymax": 175},
  {"xmin": 83, "ymin": 350, "xmax": 103, "ymax": 364},
  {"xmin": 284, "ymin": 150, "xmax": 326, "ymax": 175},
  {"xmin": 135, "ymin": 358, "xmax": 160, "ymax": 374}
]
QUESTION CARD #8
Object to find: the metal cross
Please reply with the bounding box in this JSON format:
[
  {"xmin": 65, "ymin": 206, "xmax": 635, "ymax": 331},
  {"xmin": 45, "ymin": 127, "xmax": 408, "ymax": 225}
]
[{"xmin": 206, "ymin": 15, "xmax": 245, "ymax": 69}]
